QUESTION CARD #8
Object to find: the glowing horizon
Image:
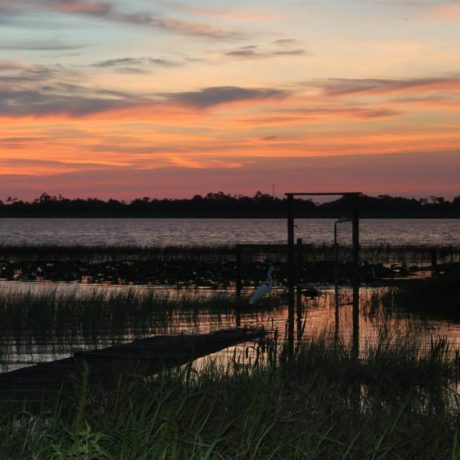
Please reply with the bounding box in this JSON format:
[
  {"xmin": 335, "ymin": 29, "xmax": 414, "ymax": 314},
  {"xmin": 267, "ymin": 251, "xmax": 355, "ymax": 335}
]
[{"xmin": 0, "ymin": 0, "xmax": 459, "ymax": 199}]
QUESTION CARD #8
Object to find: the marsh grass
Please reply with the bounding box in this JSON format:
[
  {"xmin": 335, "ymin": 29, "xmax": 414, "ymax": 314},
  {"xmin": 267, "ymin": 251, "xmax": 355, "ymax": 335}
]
[
  {"xmin": 1, "ymin": 333, "xmax": 459, "ymax": 459},
  {"xmin": 0, "ymin": 285, "xmax": 284, "ymax": 367}
]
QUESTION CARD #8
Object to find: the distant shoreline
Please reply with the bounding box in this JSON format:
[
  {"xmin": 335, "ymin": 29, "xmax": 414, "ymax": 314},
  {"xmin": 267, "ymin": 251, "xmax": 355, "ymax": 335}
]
[
  {"xmin": 0, "ymin": 216, "xmax": 459, "ymax": 219},
  {"xmin": 1, "ymin": 193, "xmax": 458, "ymax": 219}
]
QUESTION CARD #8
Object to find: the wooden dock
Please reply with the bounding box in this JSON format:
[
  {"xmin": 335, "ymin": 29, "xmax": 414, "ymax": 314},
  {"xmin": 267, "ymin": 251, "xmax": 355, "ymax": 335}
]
[{"xmin": 0, "ymin": 328, "xmax": 265, "ymax": 400}]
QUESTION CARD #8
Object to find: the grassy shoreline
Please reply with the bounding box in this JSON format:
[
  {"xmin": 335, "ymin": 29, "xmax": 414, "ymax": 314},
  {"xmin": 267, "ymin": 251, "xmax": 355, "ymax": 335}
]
[{"xmin": 1, "ymin": 334, "xmax": 459, "ymax": 459}]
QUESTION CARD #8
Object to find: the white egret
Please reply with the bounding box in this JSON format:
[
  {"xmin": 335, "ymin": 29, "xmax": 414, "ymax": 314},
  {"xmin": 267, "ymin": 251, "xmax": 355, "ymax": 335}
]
[{"xmin": 249, "ymin": 264, "xmax": 276, "ymax": 305}]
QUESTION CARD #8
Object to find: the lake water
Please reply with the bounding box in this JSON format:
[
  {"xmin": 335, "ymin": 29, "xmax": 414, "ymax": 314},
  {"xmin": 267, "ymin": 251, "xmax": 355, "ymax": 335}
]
[
  {"xmin": 0, "ymin": 218, "xmax": 459, "ymax": 246},
  {"xmin": 0, "ymin": 218, "xmax": 458, "ymax": 376}
]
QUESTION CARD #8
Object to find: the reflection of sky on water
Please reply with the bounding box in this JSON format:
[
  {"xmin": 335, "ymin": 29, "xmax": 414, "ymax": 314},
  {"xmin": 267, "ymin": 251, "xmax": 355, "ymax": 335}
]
[
  {"xmin": 1, "ymin": 282, "xmax": 460, "ymax": 374},
  {"xmin": 0, "ymin": 218, "xmax": 459, "ymax": 247}
]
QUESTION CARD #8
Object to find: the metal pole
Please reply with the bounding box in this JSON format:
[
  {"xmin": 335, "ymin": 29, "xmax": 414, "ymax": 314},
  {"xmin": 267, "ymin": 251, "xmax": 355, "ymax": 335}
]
[
  {"xmin": 334, "ymin": 218, "xmax": 351, "ymax": 346},
  {"xmin": 235, "ymin": 245, "xmax": 242, "ymax": 327},
  {"xmin": 287, "ymin": 194, "xmax": 295, "ymax": 358},
  {"xmin": 351, "ymin": 195, "xmax": 360, "ymax": 358},
  {"xmin": 334, "ymin": 222, "xmax": 340, "ymax": 346}
]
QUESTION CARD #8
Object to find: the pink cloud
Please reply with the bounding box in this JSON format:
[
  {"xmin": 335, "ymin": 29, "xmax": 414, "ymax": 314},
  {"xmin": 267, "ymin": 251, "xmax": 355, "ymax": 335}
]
[{"xmin": 53, "ymin": 1, "xmax": 112, "ymax": 15}]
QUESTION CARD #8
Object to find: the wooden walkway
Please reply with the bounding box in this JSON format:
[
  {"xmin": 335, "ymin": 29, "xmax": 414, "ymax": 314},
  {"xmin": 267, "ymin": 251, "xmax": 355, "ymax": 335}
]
[{"xmin": 0, "ymin": 328, "xmax": 265, "ymax": 400}]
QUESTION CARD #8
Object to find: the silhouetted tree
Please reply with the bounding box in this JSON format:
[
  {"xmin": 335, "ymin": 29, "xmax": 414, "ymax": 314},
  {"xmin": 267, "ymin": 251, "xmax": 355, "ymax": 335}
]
[{"xmin": 0, "ymin": 193, "xmax": 457, "ymax": 218}]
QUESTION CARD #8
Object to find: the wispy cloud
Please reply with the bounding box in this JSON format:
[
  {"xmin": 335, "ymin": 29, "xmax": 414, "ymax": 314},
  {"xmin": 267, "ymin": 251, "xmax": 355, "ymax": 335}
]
[
  {"xmin": 92, "ymin": 56, "xmax": 182, "ymax": 73},
  {"xmin": 241, "ymin": 107, "xmax": 400, "ymax": 126},
  {"xmin": 0, "ymin": 86, "xmax": 139, "ymax": 117},
  {"xmin": 94, "ymin": 57, "xmax": 178, "ymax": 68},
  {"xmin": 319, "ymin": 77, "xmax": 460, "ymax": 96},
  {"xmin": 0, "ymin": 61, "xmax": 57, "ymax": 84},
  {"xmin": 273, "ymin": 38, "xmax": 298, "ymax": 46},
  {"xmin": 168, "ymin": 86, "xmax": 288, "ymax": 109},
  {"xmin": 0, "ymin": 0, "xmax": 239, "ymax": 39},
  {"xmin": 225, "ymin": 45, "xmax": 307, "ymax": 59},
  {"xmin": 109, "ymin": 11, "xmax": 238, "ymax": 39},
  {"xmin": 0, "ymin": 39, "xmax": 87, "ymax": 51},
  {"xmin": 225, "ymin": 39, "xmax": 307, "ymax": 60}
]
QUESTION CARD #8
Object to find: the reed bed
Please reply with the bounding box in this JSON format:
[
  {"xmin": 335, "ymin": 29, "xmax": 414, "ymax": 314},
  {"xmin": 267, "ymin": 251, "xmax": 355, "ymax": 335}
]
[
  {"xmin": 0, "ymin": 285, "xmax": 282, "ymax": 345},
  {"xmin": 1, "ymin": 333, "xmax": 459, "ymax": 459}
]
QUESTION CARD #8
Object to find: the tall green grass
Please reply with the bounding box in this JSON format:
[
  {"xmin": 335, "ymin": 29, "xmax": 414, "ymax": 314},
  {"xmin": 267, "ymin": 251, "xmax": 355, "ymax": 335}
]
[{"xmin": 1, "ymin": 333, "xmax": 459, "ymax": 459}]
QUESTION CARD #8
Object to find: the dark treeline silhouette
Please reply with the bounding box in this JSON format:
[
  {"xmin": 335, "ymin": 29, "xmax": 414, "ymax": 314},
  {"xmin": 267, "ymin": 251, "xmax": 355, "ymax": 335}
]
[{"xmin": 0, "ymin": 192, "xmax": 459, "ymax": 218}]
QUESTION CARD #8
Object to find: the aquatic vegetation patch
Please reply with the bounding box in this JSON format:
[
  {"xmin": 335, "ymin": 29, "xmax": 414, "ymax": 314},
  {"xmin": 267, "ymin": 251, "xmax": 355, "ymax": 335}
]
[{"xmin": 0, "ymin": 243, "xmax": 458, "ymax": 286}]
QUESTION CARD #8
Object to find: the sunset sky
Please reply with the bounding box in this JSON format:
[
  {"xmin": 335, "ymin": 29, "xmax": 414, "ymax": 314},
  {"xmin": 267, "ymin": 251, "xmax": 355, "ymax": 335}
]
[{"xmin": 1, "ymin": 0, "xmax": 459, "ymax": 199}]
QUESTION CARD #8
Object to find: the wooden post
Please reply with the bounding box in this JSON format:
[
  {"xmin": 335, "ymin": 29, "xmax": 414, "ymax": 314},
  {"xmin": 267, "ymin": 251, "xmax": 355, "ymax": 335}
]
[
  {"xmin": 287, "ymin": 194, "xmax": 295, "ymax": 358},
  {"xmin": 236, "ymin": 245, "xmax": 242, "ymax": 300},
  {"xmin": 296, "ymin": 238, "xmax": 303, "ymax": 343},
  {"xmin": 431, "ymin": 249, "xmax": 438, "ymax": 271},
  {"xmin": 351, "ymin": 194, "xmax": 360, "ymax": 358}
]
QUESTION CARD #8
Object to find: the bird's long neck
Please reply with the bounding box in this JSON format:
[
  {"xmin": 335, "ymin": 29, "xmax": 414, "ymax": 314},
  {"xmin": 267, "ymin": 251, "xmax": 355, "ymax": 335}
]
[{"xmin": 267, "ymin": 266, "xmax": 275, "ymax": 284}]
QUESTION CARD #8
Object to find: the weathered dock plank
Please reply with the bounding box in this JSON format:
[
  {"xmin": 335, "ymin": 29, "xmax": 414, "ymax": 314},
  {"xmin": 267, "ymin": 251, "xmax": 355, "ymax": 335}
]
[{"xmin": 0, "ymin": 327, "xmax": 265, "ymax": 400}]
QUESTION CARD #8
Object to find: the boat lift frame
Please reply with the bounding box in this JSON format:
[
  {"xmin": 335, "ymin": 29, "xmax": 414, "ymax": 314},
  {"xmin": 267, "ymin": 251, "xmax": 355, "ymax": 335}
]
[{"xmin": 286, "ymin": 192, "xmax": 361, "ymax": 358}]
